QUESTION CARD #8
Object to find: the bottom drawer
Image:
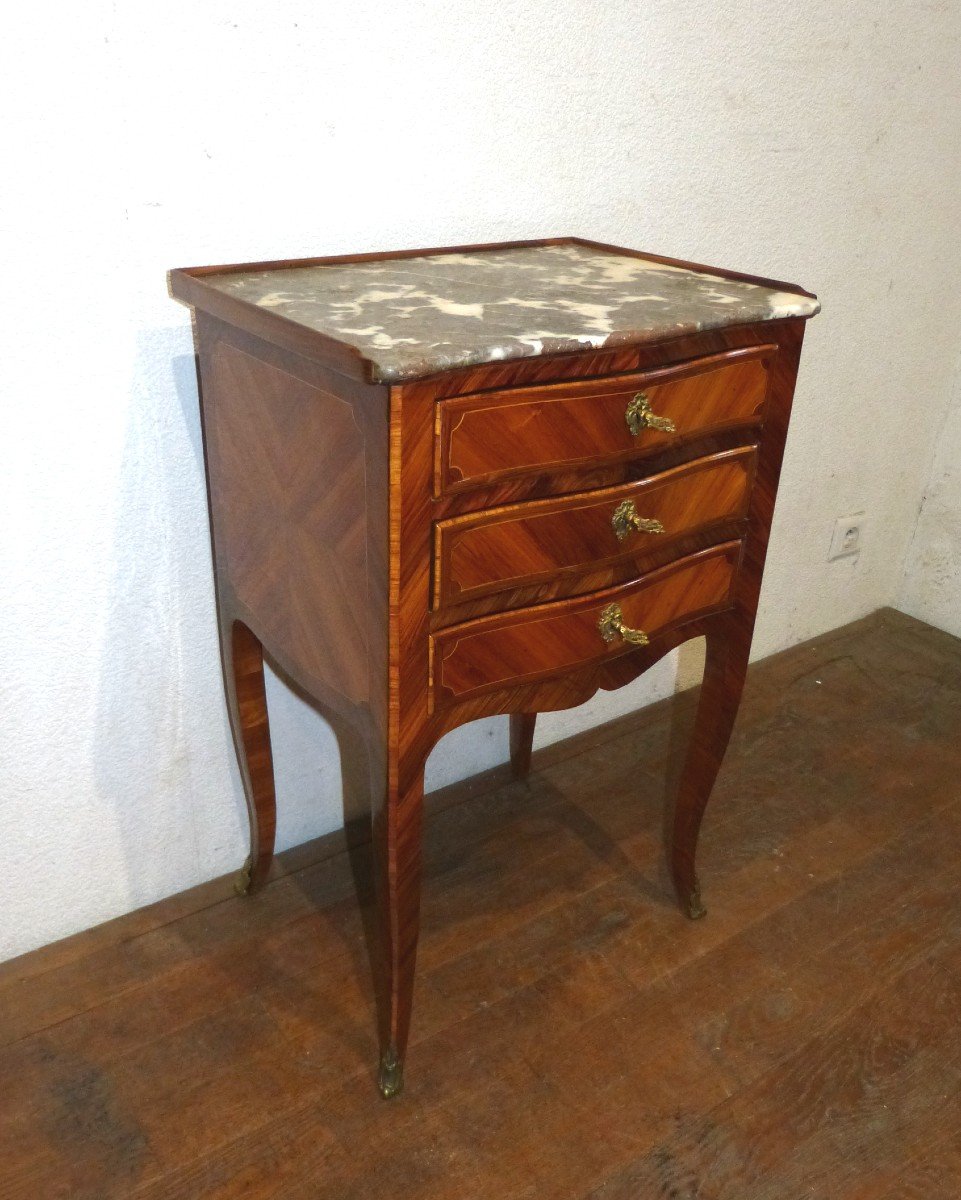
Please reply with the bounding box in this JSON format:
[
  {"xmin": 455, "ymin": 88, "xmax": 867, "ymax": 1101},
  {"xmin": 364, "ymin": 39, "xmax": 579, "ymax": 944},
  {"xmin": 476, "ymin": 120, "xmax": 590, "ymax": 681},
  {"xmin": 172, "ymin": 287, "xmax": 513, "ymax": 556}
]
[{"xmin": 430, "ymin": 541, "xmax": 741, "ymax": 706}]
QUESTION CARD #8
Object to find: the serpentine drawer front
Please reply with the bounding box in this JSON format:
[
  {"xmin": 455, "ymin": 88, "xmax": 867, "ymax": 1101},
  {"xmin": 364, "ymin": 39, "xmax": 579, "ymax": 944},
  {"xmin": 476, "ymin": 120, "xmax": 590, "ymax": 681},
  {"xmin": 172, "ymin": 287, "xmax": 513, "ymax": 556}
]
[
  {"xmin": 432, "ymin": 447, "xmax": 756, "ymax": 610},
  {"xmin": 434, "ymin": 346, "xmax": 773, "ymax": 497},
  {"xmin": 431, "ymin": 542, "xmax": 741, "ymax": 706},
  {"xmin": 170, "ymin": 237, "xmax": 819, "ymax": 1099}
]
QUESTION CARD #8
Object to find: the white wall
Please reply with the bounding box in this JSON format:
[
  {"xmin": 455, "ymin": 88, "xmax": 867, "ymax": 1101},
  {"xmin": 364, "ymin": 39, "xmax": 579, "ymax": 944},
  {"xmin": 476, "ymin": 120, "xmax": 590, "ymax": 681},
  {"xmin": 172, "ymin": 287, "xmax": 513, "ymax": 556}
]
[
  {"xmin": 3, "ymin": 1, "xmax": 961, "ymax": 961},
  {"xmin": 899, "ymin": 349, "xmax": 961, "ymax": 636}
]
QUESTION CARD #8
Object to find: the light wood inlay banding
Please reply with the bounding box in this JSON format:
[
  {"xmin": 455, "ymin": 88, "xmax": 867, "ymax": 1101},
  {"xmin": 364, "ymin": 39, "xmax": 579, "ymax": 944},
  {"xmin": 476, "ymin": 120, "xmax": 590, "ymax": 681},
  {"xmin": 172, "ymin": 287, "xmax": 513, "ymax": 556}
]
[
  {"xmin": 171, "ymin": 236, "xmax": 817, "ymax": 1096},
  {"xmin": 431, "ymin": 542, "xmax": 741, "ymax": 706},
  {"xmin": 435, "ymin": 346, "xmax": 773, "ymax": 497},
  {"xmin": 433, "ymin": 446, "xmax": 756, "ymax": 608}
]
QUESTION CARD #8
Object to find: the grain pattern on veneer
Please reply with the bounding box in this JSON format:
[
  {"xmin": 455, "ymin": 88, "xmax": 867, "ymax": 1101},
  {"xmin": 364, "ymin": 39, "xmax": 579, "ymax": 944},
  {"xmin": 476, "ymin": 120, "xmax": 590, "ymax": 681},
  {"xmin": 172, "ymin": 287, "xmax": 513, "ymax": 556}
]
[
  {"xmin": 195, "ymin": 314, "xmax": 392, "ymax": 909},
  {"xmin": 662, "ymin": 318, "xmax": 805, "ymax": 917},
  {"xmin": 424, "ymin": 322, "xmax": 790, "ymax": 406},
  {"xmin": 376, "ymin": 367, "xmax": 435, "ymax": 1095},
  {"xmin": 172, "ymin": 238, "xmax": 817, "ymax": 1097},
  {"xmin": 431, "ymin": 521, "xmax": 748, "ymax": 628},
  {"xmin": 435, "ymin": 345, "xmax": 773, "ymax": 497},
  {"xmin": 433, "ymin": 446, "xmax": 756, "ymax": 609},
  {"xmin": 202, "ymin": 334, "xmax": 372, "ymax": 707},
  {"xmin": 432, "ymin": 543, "xmax": 741, "ymax": 706}
]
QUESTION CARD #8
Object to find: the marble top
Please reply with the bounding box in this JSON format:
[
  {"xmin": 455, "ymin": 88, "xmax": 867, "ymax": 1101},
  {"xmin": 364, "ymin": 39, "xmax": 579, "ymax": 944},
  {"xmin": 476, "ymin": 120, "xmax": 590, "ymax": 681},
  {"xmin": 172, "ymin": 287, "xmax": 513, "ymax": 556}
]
[{"xmin": 203, "ymin": 243, "xmax": 819, "ymax": 383}]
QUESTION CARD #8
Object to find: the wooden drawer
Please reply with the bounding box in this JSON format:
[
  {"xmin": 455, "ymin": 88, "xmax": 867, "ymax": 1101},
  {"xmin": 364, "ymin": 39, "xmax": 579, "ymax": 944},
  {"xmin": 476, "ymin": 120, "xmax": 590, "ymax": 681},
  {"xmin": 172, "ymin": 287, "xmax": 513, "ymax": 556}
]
[
  {"xmin": 432, "ymin": 446, "xmax": 755, "ymax": 609},
  {"xmin": 434, "ymin": 345, "xmax": 773, "ymax": 497},
  {"xmin": 430, "ymin": 541, "xmax": 741, "ymax": 706}
]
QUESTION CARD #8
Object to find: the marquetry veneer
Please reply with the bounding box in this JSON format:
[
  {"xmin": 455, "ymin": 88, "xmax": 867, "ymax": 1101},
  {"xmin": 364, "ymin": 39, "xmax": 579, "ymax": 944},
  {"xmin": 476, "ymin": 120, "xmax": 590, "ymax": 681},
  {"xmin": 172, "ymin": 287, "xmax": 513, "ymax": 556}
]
[
  {"xmin": 434, "ymin": 346, "xmax": 772, "ymax": 496},
  {"xmin": 170, "ymin": 237, "xmax": 818, "ymax": 1099},
  {"xmin": 432, "ymin": 447, "xmax": 756, "ymax": 610}
]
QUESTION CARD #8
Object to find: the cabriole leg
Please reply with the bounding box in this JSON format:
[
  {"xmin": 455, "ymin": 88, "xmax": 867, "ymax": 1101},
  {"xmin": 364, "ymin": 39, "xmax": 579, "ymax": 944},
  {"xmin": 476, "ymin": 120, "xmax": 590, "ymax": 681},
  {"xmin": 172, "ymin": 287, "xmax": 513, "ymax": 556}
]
[
  {"xmin": 220, "ymin": 617, "xmax": 278, "ymax": 894},
  {"xmin": 670, "ymin": 612, "xmax": 751, "ymax": 920},
  {"xmin": 373, "ymin": 758, "xmax": 425, "ymax": 1099}
]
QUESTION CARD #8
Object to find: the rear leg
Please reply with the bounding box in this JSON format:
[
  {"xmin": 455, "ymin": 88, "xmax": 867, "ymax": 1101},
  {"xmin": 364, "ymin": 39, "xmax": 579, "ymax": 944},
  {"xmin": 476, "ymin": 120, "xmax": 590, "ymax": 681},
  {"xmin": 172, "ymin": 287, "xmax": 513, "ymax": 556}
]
[{"xmin": 509, "ymin": 712, "xmax": 537, "ymax": 780}]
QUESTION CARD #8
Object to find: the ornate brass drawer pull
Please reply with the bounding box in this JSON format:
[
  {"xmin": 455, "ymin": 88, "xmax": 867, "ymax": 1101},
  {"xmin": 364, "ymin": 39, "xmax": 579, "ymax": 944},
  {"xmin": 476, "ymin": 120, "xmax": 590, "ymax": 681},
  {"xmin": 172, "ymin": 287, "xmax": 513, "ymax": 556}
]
[
  {"xmin": 611, "ymin": 499, "xmax": 666, "ymax": 542},
  {"xmin": 598, "ymin": 602, "xmax": 650, "ymax": 646},
  {"xmin": 625, "ymin": 392, "xmax": 676, "ymax": 436}
]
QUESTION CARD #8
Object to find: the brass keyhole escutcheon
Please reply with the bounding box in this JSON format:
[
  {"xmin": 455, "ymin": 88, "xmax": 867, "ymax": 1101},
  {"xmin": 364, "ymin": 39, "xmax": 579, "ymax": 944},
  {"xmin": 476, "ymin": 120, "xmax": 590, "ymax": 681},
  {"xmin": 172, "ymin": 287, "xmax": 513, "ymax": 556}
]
[
  {"xmin": 625, "ymin": 392, "xmax": 677, "ymax": 437},
  {"xmin": 597, "ymin": 602, "xmax": 650, "ymax": 646},
  {"xmin": 611, "ymin": 499, "xmax": 666, "ymax": 542}
]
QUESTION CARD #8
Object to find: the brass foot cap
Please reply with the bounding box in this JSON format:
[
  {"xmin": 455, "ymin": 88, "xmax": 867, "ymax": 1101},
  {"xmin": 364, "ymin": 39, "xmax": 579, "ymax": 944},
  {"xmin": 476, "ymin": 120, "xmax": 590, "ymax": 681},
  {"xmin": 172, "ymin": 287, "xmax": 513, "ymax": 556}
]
[
  {"xmin": 686, "ymin": 882, "xmax": 707, "ymax": 921},
  {"xmin": 378, "ymin": 1050, "xmax": 404, "ymax": 1100},
  {"xmin": 234, "ymin": 857, "xmax": 253, "ymax": 897}
]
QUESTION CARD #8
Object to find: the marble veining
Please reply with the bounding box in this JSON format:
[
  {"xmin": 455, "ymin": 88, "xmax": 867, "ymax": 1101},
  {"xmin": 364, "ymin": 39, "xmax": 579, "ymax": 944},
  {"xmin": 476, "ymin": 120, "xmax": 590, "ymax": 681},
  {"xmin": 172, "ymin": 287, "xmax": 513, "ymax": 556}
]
[{"xmin": 204, "ymin": 243, "xmax": 820, "ymax": 383}]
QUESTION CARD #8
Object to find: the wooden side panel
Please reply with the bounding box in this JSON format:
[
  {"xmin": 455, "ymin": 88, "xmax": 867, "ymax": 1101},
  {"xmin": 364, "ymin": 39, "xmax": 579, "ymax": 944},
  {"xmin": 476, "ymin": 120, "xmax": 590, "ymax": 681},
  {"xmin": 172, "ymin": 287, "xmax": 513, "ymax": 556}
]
[
  {"xmin": 436, "ymin": 346, "xmax": 773, "ymax": 496},
  {"xmin": 431, "ymin": 542, "xmax": 741, "ymax": 707},
  {"xmin": 433, "ymin": 446, "xmax": 755, "ymax": 608},
  {"xmin": 199, "ymin": 322, "xmax": 387, "ymax": 712}
]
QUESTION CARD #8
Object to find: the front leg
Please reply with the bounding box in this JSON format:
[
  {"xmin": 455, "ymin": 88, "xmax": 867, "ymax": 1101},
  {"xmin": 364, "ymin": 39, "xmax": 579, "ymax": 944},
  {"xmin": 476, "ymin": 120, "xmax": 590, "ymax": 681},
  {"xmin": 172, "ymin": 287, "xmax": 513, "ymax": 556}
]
[
  {"xmin": 670, "ymin": 611, "xmax": 751, "ymax": 919},
  {"xmin": 220, "ymin": 616, "xmax": 278, "ymax": 894},
  {"xmin": 372, "ymin": 756, "xmax": 425, "ymax": 1098}
]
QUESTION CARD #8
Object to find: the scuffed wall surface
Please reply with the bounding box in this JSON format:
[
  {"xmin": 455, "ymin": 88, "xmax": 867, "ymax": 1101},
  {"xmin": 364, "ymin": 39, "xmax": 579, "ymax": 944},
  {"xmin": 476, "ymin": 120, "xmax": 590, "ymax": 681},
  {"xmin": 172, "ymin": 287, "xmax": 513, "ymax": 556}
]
[
  {"xmin": 898, "ymin": 354, "xmax": 961, "ymax": 637},
  {"xmin": 3, "ymin": 1, "xmax": 961, "ymax": 960}
]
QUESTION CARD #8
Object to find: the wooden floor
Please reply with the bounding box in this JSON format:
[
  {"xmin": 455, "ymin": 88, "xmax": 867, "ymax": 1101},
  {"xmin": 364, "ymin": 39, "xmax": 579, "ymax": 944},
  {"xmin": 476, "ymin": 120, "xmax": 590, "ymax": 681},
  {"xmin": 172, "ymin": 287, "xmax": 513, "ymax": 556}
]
[{"xmin": 3, "ymin": 608, "xmax": 961, "ymax": 1199}]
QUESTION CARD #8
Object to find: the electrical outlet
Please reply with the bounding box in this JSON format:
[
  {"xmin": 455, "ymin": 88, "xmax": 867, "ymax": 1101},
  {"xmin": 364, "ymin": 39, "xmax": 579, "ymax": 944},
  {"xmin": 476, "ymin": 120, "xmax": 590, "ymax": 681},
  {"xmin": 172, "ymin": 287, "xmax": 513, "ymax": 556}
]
[{"xmin": 828, "ymin": 513, "xmax": 866, "ymax": 561}]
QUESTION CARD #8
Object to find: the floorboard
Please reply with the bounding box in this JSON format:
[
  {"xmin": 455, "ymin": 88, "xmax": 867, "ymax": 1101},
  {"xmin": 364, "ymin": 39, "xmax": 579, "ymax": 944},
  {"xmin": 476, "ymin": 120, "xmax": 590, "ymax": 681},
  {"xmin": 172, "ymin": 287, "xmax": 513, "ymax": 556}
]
[{"xmin": 2, "ymin": 607, "xmax": 960, "ymax": 1199}]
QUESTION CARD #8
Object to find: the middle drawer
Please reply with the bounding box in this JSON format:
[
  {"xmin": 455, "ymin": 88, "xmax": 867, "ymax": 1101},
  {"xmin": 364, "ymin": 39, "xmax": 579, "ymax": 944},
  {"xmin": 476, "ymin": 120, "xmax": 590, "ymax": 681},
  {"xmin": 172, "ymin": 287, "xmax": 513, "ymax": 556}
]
[{"xmin": 432, "ymin": 445, "xmax": 756, "ymax": 609}]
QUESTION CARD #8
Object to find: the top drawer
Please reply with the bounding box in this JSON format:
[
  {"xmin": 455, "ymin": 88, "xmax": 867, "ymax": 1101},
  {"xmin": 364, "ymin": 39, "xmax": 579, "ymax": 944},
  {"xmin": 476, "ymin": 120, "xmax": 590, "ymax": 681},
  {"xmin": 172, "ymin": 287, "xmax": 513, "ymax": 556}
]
[{"xmin": 434, "ymin": 345, "xmax": 774, "ymax": 497}]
